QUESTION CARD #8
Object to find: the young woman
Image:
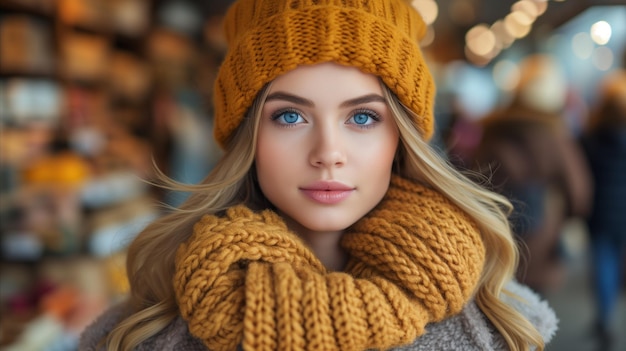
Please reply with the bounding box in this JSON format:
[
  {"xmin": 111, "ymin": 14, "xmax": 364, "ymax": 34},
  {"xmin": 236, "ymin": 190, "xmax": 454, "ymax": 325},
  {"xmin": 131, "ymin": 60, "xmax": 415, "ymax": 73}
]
[{"xmin": 79, "ymin": 0, "xmax": 557, "ymax": 350}]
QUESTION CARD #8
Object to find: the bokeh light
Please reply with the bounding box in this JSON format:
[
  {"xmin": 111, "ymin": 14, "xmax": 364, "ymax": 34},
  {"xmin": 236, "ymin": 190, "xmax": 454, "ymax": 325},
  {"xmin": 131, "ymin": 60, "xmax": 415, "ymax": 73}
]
[
  {"xmin": 412, "ymin": 0, "xmax": 439, "ymax": 26},
  {"xmin": 504, "ymin": 11, "xmax": 533, "ymax": 38},
  {"xmin": 592, "ymin": 46, "xmax": 614, "ymax": 70},
  {"xmin": 512, "ymin": 1, "xmax": 539, "ymax": 20},
  {"xmin": 491, "ymin": 20, "xmax": 516, "ymax": 49},
  {"xmin": 466, "ymin": 24, "xmax": 496, "ymax": 57},
  {"xmin": 590, "ymin": 20, "xmax": 612, "ymax": 45},
  {"xmin": 571, "ymin": 32, "xmax": 594, "ymax": 59},
  {"xmin": 493, "ymin": 59, "xmax": 521, "ymax": 91}
]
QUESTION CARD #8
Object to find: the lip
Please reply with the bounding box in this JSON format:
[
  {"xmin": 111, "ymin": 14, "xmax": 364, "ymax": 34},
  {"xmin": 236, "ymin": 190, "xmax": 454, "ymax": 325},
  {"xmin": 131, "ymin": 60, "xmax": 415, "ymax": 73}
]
[{"xmin": 300, "ymin": 181, "xmax": 355, "ymax": 204}]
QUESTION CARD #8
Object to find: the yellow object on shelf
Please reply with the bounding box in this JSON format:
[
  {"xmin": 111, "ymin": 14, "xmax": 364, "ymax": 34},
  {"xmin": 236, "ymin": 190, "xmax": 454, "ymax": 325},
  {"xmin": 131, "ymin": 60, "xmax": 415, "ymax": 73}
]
[
  {"xmin": 105, "ymin": 252, "xmax": 129, "ymax": 296},
  {"xmin": 21, "ymin": 152, "xmax": 90, "ymax": 187}
]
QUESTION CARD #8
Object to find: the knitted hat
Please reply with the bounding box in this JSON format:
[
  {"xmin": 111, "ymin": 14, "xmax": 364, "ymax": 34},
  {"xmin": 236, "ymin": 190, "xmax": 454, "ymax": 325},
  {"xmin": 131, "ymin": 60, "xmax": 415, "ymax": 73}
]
[{"xmin": 213, "ymin": 0, "xmax": 435, "ymax": 148}]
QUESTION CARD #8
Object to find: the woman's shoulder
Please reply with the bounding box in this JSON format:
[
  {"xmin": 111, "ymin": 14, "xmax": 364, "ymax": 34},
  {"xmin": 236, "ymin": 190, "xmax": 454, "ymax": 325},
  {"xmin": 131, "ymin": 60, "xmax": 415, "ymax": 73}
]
[
  {"xmin": 501, "ymin": 279, "xmax": 559, "ymax": 344},
  {"xmin": 79, "ymin": 282, "xmax": 556, "ymax": 351},
  {"xmin": 394, "ymin": 280, "xmax": 558, "ymax": 351},
  {"xmin": 391, "ymin": 299, "xmax": 502, "ymax": 351},
  {"xmin": 78, "ymin": 301, "xmax": 130, "ymax": 351},
  {"xmin": 78, "ymin": 301, "xmax": 207, "ymax": 351}
]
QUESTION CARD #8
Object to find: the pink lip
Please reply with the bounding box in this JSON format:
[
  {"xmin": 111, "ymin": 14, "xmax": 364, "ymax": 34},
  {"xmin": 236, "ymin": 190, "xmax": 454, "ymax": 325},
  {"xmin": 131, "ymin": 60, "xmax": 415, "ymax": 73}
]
[{"xmin": 300, "ymin": 181, "xmax": 355, "ymax": 204}]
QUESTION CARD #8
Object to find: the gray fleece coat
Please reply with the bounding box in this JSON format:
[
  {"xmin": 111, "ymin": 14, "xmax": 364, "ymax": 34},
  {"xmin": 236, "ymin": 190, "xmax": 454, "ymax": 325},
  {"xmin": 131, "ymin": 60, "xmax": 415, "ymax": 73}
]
[{"xmin": 79, "ymin": 280, "xmax": 557, "ymax": 350}]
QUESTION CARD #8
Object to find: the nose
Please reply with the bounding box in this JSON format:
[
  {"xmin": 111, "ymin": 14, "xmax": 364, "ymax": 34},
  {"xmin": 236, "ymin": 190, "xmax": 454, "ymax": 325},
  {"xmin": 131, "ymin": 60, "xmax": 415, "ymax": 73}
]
[{"xmin": 308, "ymin": 124, "xmax": 347, "ymax": 168}]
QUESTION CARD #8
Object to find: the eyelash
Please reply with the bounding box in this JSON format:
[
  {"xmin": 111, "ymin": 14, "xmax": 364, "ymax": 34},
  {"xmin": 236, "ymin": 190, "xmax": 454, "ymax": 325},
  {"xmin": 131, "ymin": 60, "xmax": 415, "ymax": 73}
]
[
  {"xmin": 349, "ymin": 109, "xmax": 382, "ymax": 129},
  {"xmin": 270, "ymin": 108, "xmax": 305, "ymax": 128},
  {"xmin": 269, "ymin": 108, "xmax": 383, "ymax": 129}
]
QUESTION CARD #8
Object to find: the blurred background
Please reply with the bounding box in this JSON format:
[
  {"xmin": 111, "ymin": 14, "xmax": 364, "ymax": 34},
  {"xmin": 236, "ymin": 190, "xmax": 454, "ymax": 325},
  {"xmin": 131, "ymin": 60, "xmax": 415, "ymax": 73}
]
[{"xmin": 0, "ymin": 0, "xmax": 625, "ymax": 350}]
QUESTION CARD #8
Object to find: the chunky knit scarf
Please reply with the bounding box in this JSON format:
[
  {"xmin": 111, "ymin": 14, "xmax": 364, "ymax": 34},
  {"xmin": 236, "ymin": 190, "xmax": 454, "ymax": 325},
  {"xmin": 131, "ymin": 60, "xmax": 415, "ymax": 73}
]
[{"xmin": 174, "ymin": 176, "xmax": 485, "ymax": 351}]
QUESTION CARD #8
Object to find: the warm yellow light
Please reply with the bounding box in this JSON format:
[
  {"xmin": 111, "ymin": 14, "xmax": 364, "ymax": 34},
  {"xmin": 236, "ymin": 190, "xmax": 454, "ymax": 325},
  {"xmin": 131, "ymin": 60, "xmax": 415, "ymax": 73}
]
[
  {"xmin": 412, "ymin": 0, "xmax": 439, "ymax": 25},
  {"xmin": 504, "ymin": 11, "xmax": 533, "ymax": 38},
  {"xmin": 491, "ymin": 20, "xmax": 515, "ymax": 48},
  {"xmin": 464, "ymin": 46, "xmax": 491, "ymax": 66},
  {"xmin": 531, "ymin": 0, "xmax": 548, "ymax": 16},
  {"xmin": 466, "ymin": 24, "xmax": 496, "ymax": 56},
  {"xmin": 512, "ymin": 1, "xmax": 539, "ymax": 20}
]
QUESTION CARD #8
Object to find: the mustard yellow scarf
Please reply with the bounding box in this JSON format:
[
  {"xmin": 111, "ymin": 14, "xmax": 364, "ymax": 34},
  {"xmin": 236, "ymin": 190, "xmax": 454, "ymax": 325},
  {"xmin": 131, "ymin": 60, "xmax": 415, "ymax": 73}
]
[{"xmin": 174, "ymin": 176, "xmax": 485, "ymax": 351}]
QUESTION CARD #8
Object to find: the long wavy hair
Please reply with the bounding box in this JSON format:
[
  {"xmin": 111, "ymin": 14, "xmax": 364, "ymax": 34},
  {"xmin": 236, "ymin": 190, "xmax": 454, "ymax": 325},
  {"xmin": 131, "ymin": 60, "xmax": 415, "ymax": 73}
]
[{"xmin": 104, "ymin": 81, "xmax": 543, "ymax": 351}]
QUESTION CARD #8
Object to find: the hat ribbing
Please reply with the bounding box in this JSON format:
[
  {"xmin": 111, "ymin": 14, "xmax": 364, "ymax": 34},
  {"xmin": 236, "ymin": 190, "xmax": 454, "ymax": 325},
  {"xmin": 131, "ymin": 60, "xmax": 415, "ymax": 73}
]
[{"xmin": 213, "ymin": 0, "xmax": 435, "ymax": 148}]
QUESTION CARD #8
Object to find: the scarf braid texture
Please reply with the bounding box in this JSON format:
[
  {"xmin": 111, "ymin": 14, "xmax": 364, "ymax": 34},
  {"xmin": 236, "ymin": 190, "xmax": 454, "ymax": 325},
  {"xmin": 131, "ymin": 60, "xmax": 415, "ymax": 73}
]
[{"xmin": 174, "ymin": 176, "xmax": 486, "ymax": 351}]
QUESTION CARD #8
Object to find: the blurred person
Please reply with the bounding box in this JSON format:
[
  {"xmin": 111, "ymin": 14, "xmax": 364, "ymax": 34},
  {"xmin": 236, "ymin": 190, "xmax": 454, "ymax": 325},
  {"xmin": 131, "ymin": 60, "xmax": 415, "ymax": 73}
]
[
  {"xmin": 580, "ymin": 69, "xmax": 626, "ymax": 350},
  {"xmin": 471, "ymin": 55, "xmax": 592, "ymax": 294},
  {"xmin": 78, "ymin": 1, "xmax": 557, "ymax": 350}
]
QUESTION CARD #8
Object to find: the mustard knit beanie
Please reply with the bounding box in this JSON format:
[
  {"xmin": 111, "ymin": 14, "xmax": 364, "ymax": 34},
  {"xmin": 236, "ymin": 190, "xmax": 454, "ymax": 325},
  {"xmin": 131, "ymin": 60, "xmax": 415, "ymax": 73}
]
[{"xmin": 213, "ymin": 0, "xmax": 435, "ymax": 148}]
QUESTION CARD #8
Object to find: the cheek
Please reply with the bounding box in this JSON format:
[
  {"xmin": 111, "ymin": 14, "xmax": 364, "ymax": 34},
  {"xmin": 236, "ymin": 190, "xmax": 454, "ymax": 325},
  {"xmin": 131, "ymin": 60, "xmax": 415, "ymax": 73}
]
[
  {"xmin": 255, "ymin": 135, "xmax": 299, "ymax": 185},
  {"xmin": 356, "ymin": 132, "xmax": 398, "ymax": 170},
  {"xmin": 255, "ymin": 141, "xmax": 277, "ymax": 182},
  {"xmin": 377, "ymin": 140, "xmax": 398, "ymax": 167}
]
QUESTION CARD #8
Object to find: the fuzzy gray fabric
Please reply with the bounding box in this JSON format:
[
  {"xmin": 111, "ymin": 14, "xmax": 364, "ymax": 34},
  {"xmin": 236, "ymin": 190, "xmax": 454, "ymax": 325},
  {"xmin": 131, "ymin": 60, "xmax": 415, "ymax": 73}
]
[{"xmin": 78, "ymin": 280, "xmax": 558, "ymax": 351}]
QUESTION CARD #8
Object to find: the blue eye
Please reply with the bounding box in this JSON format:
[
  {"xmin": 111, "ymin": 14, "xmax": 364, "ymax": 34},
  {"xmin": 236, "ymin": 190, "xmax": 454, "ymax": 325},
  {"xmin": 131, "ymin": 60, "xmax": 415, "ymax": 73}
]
[
  {"xmin": 272, "ymin": 110, "xmax": 305, "ymax": 125},
  {"xmin": 353, "ymin": 113, "xmax": 370, "ymax": 125},
  {"xmin": 349, "ymin": 110, "xmax": 379, "ymax": 126}
]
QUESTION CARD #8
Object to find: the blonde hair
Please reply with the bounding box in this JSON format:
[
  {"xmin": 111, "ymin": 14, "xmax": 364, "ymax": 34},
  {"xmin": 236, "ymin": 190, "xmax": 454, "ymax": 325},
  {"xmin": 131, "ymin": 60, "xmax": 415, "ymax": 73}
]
[
  {"xmin": 105, "ymin": 82, "xmax": 543, "ymax": 351},
  {"xmin": 383, "ymin": 86, "xmax": 544, "ymax": 351}
]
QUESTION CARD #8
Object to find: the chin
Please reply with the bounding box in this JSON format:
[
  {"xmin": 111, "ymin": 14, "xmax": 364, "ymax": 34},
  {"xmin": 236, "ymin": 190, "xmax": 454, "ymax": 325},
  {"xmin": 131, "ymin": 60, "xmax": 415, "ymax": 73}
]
[{"xmin": 296, "ymin": 214, "xmax": 358, "ymax": 233}]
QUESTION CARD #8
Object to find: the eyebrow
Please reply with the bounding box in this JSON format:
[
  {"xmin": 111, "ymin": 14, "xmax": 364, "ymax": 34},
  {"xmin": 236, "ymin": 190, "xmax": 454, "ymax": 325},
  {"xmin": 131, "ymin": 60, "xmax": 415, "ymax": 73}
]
[
  {"xmin": 265, "ymin": 91, "xmax": 386, "ymax": 108},
  {"xmin": 265, "ymin": 92, "xmax": 314, "ymax": 106}
]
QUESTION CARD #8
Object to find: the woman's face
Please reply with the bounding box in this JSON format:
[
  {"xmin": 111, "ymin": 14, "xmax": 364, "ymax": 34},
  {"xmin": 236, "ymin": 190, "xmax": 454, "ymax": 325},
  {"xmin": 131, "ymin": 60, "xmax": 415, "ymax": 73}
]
[{"xmin": 255, "ymin": 62, "xmax": 399, "ymax": 234}]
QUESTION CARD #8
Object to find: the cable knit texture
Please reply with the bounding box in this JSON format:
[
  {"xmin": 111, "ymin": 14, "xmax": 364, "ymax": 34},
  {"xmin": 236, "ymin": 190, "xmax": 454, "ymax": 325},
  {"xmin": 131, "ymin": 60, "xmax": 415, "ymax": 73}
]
[
  {"xmin": 213, "ymin": 0, "xmax": 435, "ymax": 147},
  {"xmin": 173, "ymin": 176, "xmax": 485, "ymax": 351}
]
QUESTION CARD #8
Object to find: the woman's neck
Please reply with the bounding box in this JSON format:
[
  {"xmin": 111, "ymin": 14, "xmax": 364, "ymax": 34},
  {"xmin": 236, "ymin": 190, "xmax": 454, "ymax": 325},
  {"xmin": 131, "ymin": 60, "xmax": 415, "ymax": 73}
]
[
  {"xmin": 281, "ymin": 216, "xmax": 348, "ymax": 271},
  {"xmin": 302, "ymin": 232, "xmax": 349, "ymax": 271}
]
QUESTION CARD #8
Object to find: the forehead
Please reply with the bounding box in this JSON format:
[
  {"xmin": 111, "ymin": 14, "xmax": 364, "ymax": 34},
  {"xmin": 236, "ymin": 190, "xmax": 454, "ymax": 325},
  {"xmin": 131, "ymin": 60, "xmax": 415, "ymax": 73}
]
[{"xmin": 268, "ymin": 62, "xmax": 383, "ymax": 96}]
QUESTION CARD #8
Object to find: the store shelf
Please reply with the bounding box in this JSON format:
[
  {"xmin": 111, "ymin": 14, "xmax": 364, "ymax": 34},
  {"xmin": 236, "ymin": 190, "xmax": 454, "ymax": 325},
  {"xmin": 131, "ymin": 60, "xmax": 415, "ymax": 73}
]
[
  {"xmin": 0, "ymin": 1, "xmax": 56, "ymax": 18},
  {"xmin": 0, "ymin": 0, "xmax": 223, "ymax": 348}
]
